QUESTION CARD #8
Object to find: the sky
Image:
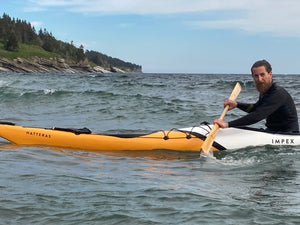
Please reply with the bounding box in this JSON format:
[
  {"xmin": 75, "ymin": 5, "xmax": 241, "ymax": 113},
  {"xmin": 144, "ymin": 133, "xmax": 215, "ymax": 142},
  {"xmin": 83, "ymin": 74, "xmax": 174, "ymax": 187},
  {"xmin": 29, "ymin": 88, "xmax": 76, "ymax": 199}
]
[{"xmin": 2, "ymin": 0, "xmax": 300, "ymax": 74}]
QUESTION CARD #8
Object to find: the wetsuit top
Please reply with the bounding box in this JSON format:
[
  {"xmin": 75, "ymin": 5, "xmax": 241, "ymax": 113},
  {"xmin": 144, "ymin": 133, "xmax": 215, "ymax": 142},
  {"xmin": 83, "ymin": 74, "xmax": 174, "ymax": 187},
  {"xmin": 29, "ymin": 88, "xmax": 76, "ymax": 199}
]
[{"xmin": 228, "ymin": 83, "xmax": 299, "ymax": 133}]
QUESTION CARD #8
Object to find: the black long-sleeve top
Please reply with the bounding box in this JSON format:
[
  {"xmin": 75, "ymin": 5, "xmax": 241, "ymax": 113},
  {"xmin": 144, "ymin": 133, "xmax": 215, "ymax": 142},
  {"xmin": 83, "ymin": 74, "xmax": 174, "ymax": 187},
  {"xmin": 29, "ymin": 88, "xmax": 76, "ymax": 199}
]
[{"xmin": 228, "ymin": 83, "xmax": 299, "ymax": 133}]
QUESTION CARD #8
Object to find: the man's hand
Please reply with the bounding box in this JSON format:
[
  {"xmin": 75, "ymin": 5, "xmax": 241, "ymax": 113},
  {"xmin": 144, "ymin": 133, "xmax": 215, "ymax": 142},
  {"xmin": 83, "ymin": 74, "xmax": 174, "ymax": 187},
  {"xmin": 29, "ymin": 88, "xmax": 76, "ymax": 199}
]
[
  {"xmin": 224, "ymin": 99, "xmax": 238, "ymax": 110},
  {"xmin": 213, "ymin": 118, "xmax": 229, "ymax": 128},
  {"xmin": 212, "ymin": 99, "xmax": 236, "ymax": 128}
]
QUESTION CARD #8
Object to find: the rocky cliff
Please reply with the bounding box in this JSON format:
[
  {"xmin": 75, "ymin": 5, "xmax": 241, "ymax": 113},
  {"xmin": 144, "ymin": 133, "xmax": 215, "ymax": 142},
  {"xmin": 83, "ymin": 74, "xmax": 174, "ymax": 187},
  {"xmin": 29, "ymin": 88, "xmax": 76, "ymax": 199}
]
[{"xmin": 0, "ymin": 57, "xmax": 127, "ymax": 73}]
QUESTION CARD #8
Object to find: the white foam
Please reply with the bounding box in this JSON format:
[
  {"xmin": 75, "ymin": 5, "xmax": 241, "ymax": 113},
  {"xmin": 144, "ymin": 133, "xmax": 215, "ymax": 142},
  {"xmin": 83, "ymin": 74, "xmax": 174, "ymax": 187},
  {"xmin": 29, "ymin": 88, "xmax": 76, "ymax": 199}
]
[
  {"xmin": 0, "ymin": 80, "xmax": 8, "ymax": 87},
  {"xmin": 44, "ymin": 89, "xmax": 56, "ymax": 94}
]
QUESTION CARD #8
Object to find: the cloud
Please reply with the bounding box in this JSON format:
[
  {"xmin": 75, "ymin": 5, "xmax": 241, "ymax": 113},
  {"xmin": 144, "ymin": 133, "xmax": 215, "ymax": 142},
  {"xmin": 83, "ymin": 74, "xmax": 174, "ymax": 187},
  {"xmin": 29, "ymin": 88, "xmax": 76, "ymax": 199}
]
[
  {"xmin": 28, "ymin": 0, "xmax": 247, "ymax": 14},
  {"xmin": 118, "ymin": 23, "xmax": 135, "ymax": 29},
  {"xmin": 25, "ymin": 0, "xmax": 77, "ymax": 12},
  {"xmin": 26, "ymin": 0, "xmax": 300, "ymax": 37},
  {"xmin": 70, "ymin": 0, "xmax": 246, "ymax": 14},
  {"xmin": 30, "ymin": 21, "xmax": 43, "ymax": 29},
  {"xmin": 24, "ymin": 6, "xmax": 46, "ymax": 12},
  {"xmin": 198, "ymin": 1, "xmax": 300, "ymax": 38},
  {"xmin": 29, "ymin": 0, "xmax": 75, "ymax": 7},
  {"xmin": 189, "ymin": 1, "xmax": 300, "ymax": 37}
]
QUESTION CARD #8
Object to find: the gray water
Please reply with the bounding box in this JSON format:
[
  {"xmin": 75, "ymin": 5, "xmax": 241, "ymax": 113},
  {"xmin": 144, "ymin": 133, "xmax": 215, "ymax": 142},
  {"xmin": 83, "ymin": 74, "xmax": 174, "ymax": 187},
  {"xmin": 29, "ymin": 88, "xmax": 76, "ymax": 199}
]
[{"xmin": 0, "ymin": 73, "xmax": 299, "ymax": 224}]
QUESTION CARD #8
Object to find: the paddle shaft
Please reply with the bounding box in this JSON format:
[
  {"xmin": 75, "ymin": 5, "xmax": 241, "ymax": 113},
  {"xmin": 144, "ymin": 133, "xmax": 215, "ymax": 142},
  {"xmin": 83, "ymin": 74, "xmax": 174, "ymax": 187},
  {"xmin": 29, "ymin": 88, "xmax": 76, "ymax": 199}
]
[{"xmin": 200, "ymin": 82, "xmax": 241, "ymax": 155}]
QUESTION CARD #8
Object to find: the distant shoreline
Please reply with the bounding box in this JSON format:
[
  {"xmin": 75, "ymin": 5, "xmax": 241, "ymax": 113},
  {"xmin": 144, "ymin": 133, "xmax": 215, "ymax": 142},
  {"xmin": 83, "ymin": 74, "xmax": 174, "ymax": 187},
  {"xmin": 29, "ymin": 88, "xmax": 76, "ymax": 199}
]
[{"xmin": 0, "ymin": 57, "xmax": 134, "ymax": 74}]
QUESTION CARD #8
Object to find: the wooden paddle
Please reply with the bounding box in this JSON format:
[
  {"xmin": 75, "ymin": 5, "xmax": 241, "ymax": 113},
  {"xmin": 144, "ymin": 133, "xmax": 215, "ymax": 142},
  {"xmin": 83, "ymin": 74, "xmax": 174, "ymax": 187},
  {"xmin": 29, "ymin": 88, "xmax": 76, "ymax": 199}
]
[{"xmin": 200, "ymin": 82, "xmax": 242, "ymax": 156}]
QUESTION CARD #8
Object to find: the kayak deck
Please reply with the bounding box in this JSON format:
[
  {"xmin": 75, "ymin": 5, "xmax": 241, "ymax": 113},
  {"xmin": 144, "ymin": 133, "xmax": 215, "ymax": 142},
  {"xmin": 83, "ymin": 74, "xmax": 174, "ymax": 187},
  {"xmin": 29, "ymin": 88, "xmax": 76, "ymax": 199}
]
[{"xmin": 0, "ymin": 122, "xmax": 217, "ymax": 152}]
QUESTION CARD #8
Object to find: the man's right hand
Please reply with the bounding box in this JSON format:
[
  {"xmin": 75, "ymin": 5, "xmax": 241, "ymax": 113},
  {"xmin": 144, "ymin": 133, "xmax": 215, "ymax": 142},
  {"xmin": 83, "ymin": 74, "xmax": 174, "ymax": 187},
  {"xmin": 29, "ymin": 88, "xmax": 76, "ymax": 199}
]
[
  {"xmin": 224, "ymin": 99, "xmax": 238, "ymax": 110},
  {"xmin": 213, "ymin": 119, "xmax": 229, "ymax": 128}
]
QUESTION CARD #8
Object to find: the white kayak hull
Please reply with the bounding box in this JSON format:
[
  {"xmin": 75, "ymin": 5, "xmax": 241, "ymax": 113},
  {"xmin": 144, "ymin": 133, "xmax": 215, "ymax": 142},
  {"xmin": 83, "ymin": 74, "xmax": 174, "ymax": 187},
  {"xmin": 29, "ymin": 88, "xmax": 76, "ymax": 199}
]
[{"xmin": 180, "ymin": 125, "xmax": 300, "ymax": 150}]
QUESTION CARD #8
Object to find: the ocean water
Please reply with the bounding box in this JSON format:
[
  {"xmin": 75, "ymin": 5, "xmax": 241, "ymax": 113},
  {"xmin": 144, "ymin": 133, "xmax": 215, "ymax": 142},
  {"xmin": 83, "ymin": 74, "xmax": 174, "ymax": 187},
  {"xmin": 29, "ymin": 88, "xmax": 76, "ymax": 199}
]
[{"xmin": 0, "ymin": 72, "xmax": 300, "ymax": 224}]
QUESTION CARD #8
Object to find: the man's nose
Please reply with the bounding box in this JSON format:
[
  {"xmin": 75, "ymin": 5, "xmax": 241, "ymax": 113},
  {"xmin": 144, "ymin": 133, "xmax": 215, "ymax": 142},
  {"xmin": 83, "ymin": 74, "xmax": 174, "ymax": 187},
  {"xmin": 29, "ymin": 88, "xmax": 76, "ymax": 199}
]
[{"xmin": 258, "ymin": 75, "xmax": 264, "ymax": 82}]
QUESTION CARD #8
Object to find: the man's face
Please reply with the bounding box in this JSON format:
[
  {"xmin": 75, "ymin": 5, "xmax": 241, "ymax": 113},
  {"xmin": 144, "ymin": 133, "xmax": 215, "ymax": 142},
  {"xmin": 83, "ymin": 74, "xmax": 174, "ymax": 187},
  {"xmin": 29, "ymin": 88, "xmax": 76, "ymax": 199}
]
[{"xmin": 252, "ymin": 66, "xmax": 272, "ymax": 94}]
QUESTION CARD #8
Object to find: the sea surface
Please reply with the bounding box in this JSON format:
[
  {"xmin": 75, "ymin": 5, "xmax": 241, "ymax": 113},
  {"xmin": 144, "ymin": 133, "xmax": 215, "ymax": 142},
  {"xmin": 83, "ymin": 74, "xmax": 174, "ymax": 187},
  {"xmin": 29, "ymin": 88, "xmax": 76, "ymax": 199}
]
[{"xmin": 0, "ymin": 72, "xmax": 300, "ymax": 224}]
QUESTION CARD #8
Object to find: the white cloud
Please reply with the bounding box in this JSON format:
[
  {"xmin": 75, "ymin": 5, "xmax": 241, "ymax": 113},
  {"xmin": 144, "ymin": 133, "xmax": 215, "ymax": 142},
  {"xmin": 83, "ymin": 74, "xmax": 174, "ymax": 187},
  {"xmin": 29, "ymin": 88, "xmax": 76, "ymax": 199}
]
[
  {"xmin": 29, "ymin": 0, "xmax": 76, "ymax": 6},
  {"xmin": 24, "ymin": 6, "xmax": 46, "ymax": 12},
  {"xmin": 28, "ymin": 0, "xmax": 248, "ymax": 14},
  {"xmin": 30, "ymin": 21, "xmax": 43, "ymax": 29},
  {"xmin": 118, "ymin": 23, "xmax": 135, "ymax": 29},
  {"xmin": 27, "ymin": 0, "xmax": 300, "ymax": 37},
  {"xmin": 189, "ymin": 1, "xmax": 300, "ymax": 37}
]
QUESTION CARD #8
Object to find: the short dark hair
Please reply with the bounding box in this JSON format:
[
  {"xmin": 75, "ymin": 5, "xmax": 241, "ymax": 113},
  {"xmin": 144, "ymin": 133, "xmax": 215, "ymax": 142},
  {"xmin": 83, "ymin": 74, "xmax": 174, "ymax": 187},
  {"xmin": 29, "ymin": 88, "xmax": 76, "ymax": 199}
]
[{"xmin": 251, "ymin": 60, "xmax": 272, "ymax": 73}]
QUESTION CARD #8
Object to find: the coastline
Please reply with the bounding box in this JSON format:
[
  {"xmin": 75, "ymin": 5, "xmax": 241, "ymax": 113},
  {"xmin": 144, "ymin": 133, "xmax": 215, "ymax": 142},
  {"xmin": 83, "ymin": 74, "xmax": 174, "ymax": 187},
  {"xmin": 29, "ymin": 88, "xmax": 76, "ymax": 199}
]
[{"xmin": 0, "ymin": 57, "xmax": 131, "ymax": 74}]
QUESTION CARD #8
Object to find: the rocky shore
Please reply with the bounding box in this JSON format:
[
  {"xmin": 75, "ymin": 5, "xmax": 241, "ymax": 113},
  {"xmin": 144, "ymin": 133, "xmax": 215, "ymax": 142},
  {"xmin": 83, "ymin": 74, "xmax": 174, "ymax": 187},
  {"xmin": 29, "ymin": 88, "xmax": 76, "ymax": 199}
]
[{"xmin": 0, "ymin": 57, "xmax": 127, "ymax": 74}]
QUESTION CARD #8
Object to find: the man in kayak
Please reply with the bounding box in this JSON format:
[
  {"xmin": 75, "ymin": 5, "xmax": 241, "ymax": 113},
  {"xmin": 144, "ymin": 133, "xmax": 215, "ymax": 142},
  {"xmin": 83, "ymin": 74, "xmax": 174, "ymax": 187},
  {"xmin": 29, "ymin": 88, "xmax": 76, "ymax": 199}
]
[{"xmin": 214, "ymin": 59, "xmax": 299, "ymax": 133}]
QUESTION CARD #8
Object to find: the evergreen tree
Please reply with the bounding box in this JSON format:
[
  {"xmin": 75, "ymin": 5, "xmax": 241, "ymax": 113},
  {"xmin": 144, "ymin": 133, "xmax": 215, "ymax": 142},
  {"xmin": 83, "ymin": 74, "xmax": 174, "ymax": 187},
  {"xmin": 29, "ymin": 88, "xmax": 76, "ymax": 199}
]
[
  {"xmin": 76, "ymin": 44, "xmax": 86, "ymax": 62},
  {"xmin": 6, "ymin": 32, "xmax": 18, "ymax": 51}
]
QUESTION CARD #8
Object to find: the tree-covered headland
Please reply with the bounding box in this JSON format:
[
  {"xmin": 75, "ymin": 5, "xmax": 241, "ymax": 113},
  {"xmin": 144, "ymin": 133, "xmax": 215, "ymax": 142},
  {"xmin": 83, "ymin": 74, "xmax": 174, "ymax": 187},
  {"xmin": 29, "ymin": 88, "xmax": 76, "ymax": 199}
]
[{"xmin": 0, "ymin": 13, "xmax": 142, "ymax": 73}]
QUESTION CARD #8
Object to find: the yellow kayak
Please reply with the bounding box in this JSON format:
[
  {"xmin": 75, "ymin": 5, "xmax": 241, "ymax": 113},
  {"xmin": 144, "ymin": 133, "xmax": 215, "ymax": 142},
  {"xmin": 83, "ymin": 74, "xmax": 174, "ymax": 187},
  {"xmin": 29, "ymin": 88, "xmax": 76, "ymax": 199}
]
[{"xmin": 0, "ymin": 122, "xmax": 219, "ymax": 152}]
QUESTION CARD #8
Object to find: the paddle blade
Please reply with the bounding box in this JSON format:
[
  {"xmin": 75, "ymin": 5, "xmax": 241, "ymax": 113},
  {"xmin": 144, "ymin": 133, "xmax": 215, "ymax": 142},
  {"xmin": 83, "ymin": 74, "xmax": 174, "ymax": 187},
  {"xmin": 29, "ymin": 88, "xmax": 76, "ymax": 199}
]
[
  {"xmin": 200, "ymin": 82, "xmax": 242, "ymax": 156},
  {"xmin": 200, "ymin": 124, "xmax": 220, "ymax": 156}
]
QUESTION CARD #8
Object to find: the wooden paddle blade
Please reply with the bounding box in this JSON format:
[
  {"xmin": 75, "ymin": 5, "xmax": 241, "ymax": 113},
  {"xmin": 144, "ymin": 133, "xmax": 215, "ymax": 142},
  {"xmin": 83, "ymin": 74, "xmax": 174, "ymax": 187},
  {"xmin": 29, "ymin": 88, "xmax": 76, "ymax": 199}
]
[
  {"xmin": 228, "ymin": 82, "xmax": 242, "ymax": 101},
  {"xmin": 200, "ymin": 124, "xmax": 220, "ymax": 155},
  {"xmin": 200, "ymin": 82, "xmax": 242, "ymax": 156}
]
